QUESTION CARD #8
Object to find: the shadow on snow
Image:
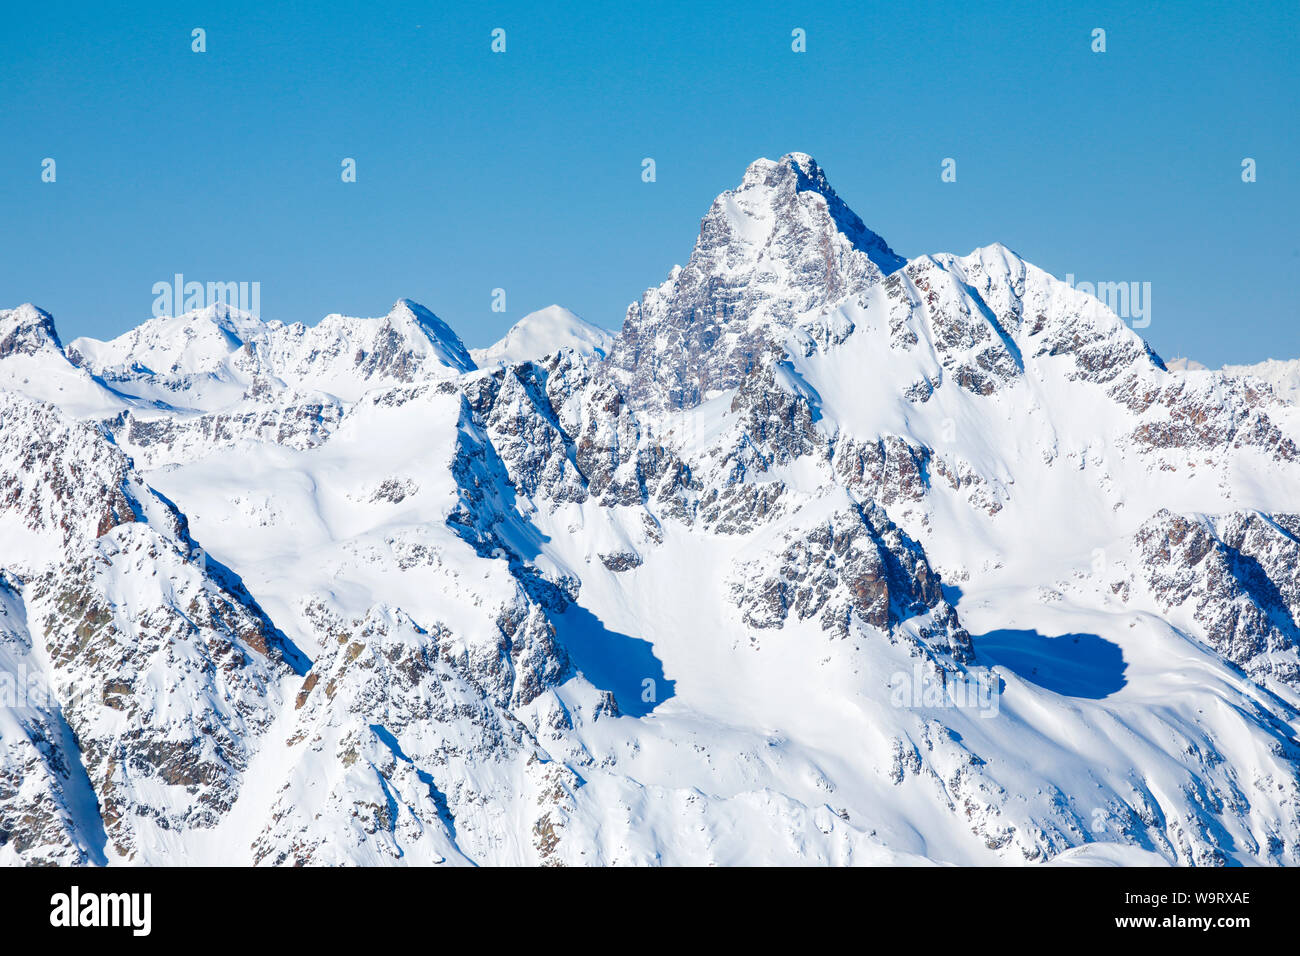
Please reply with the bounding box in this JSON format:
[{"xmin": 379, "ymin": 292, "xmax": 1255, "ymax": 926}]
[
  {"xmin": 552, "ymin": 603, "xmax": 675, "ymax": 718},
  {"xmin": 972, "ymin": 628, "xmax": 1127, "ymax": 699}
]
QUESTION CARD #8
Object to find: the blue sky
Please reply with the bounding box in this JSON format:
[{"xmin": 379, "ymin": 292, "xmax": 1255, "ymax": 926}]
[{"xmin": 1, "ymin": 0, "xmax": 1296, "ymax": 364}]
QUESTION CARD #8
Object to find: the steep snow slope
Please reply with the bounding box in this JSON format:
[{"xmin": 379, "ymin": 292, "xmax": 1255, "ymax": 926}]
[
  {"xmin": 4, "ymin": 152, "xmax": 1300, "ymax": 867},
  {"xmin": 472, "ymin": 306, "xmax": 612, "ymax": 368}
]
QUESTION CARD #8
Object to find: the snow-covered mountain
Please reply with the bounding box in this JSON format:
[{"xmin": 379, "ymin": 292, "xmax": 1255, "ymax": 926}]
[
  {"xmin": 3, "ymin": 153, "xmax": 1300, "ymax": 867},
  {"xmin": 471, "ymin": 305, "xmax": 612, "ymax": 368}
]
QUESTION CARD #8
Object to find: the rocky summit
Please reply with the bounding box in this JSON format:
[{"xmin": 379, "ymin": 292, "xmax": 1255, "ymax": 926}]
[{"xmin": 2, "ymin": 154, "xmax": 1300, "ymax": 866}]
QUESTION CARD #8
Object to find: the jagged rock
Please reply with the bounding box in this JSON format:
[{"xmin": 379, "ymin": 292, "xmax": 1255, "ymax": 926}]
[{"xmin": 1135, "ymin": 510, "xmax": 1300, "ymax": 686}]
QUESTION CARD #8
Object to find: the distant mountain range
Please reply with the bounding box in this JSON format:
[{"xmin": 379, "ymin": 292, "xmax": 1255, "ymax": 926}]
[{"xmin": 1167, "ymin": 355, "xmax": 1300, "ymax": 405}]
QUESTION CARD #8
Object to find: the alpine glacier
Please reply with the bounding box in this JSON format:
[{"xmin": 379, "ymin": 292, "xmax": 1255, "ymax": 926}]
[{"xmin": 2, "ymin": 153, "xmax": 1299, "ymax": 866}]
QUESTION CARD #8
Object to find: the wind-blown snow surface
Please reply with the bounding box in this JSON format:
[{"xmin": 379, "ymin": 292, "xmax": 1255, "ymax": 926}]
[{"xmin": 4, "ymin": 153, "xmax": 1300, "ymax": 867}]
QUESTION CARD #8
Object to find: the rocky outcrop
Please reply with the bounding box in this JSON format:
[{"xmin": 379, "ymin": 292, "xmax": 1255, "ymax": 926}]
[
  {"xmin": 1135, "ymin": 510, "xmax": 1300, "ymax": 687},
  {"xmin": 254, "ymin": 604, "xmax": 580, "ymax": 866},
  {"xmin": 729, "ymin": 504, "xmax": 970, "ymax": 657}
]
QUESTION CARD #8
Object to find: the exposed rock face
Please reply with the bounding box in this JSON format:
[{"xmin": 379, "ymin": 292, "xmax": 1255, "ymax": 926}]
[
  {"xmin": 730, "ymin": 503, "xmax": 970, "ymax": 659},
  {"xmin": 254, "ymin": 604, "xmax": 582, "ymax": 866},
  {"xmin": 1118, "ymin": 374, "xmax": 1298, "ymax": 463},
  {"xmin": 0, "ymin": 709, "xmax": 95, "ymax": 865},
  {"xmin": 115, "ymin": 398, "xmax": 345, "ymax": 470},
  {"xmin": 1135, "ymin": 510, "xmax": 1300, "ymax": 686},
  {"xmin": 833, "ymin": 434, "xmax": 931, "ymax": 506},
  {"xmin": 604, "ymin": 153, "xmax": 903, "ymax": 416},
  {"xmin": 0, "ymin": 392, "xmax": 294, "ymax": 861},
  {"xmin": 473, "ymin": 365, "xmax": 589, "ymax": 505},
  {"xmin": 0, "ymin": 396, "xmax": 139, "ymax": 553},
  {"xmin": 0, "ymin": 572, "xmax": 103, "ymax": 866},
  {"xmin": 0, "ymin": 304, "xmax": 63, "ymax": 359},
  {"xmin": 25, "ymin": 528, "xmax": 290, "ymax": 858},
  {"xmin": 900, "ymin": 256, "xmax": 1023, "ymax": 397}
]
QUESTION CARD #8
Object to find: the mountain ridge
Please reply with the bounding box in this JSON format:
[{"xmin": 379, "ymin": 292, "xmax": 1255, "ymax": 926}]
[{"xmin": 3, "ymin": 154, "xmax": 1300, "ymax": 866}]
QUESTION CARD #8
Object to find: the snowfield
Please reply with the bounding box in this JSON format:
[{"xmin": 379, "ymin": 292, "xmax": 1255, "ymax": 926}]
[{"xmin": 2, "ymin": 153, "xmax": 1299, "ymax": 867}]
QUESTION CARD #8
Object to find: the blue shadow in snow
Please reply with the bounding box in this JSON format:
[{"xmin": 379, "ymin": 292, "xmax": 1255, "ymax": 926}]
[
  {"xmin": 552, "ymin": 604, "xmax": 675, "ymax": 718},
  {"xmin": 973, "ymin": 628, "xmax": 1127, "ymax": 699}
]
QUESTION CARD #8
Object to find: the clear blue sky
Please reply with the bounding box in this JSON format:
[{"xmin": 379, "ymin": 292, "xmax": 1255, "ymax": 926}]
[{"xmin": 1, "ymin": 0, "xmax": 1296, "ymax": 364}]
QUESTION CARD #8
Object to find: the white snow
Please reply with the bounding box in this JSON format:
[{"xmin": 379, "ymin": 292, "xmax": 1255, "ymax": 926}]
[{"xmin": 471, "ymin": 305, "xmax": 612, "ymax": 367}]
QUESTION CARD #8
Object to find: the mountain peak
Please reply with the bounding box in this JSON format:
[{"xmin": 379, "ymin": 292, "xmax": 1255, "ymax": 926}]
[
  {"xmin": 186, "ymin": 300, "xmax": 260, "ymax": 321},
  {"xmin": 180, "ymin": 301, "xmax": 268, "ymax": 346},
  {"xmin": 604, "ymin": 153, "xmax": 907, "ymax": 412},
  {"xmin": 7, "ymin": 151, "xmax": 1300, "ymax": 870},
  {"xmin": 66, "ymin": 301, "xmax": 271, "ymax": 381},
  {"xmin": 388, "ymin": 298, "xmax": 447, "ymax": 333},
  {"xmin": 383, "ymin": 299, "xmax": 476, "ymax": 374},
  {"xmin": 776, "ymin": 151, "xmax": 834, "ymax": 196},
  {"xmin": 389, "ymin": 297, "xmax": 431, "ymax": 320},
  {"xmin": 472, "ymin": 305, "xmax": 612, "ymax": 367},
  {"xmin": 783, "ymin": 150, "xmax": 820, "ymax": 175},
  {"xmin": 736, "ymin": 153, "xmax": 905, "ymax": 275},
  {"xmin": 740, "ymin": 151, "xmax": 825, "ymax": 182},
  {"xmin": 0, "ymin": 303, "xmax": 63, "ymax": 357}
]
